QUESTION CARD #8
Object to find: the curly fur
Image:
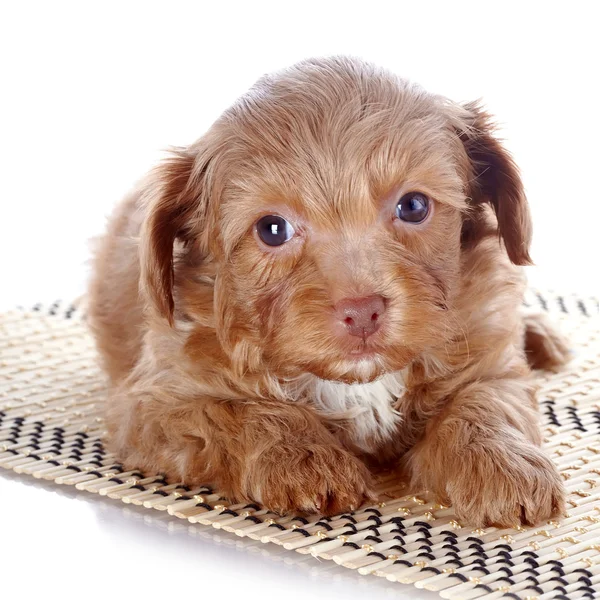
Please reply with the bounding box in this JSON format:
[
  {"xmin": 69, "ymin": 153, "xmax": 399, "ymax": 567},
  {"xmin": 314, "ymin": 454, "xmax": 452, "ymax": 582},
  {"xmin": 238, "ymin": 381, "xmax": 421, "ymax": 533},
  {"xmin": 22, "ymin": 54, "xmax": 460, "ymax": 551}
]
[{"xmin": 88, "ymin": 56, "xmax": 568, "ymax": 525}]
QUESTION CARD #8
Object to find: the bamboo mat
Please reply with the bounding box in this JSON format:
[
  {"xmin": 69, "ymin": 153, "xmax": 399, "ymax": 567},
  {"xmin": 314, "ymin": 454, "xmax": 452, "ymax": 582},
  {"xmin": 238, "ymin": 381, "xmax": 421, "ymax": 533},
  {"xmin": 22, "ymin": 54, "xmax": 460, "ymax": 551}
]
[{"xmin": 1, "ymin": 289, "xmax": 598, "ymax": 600}]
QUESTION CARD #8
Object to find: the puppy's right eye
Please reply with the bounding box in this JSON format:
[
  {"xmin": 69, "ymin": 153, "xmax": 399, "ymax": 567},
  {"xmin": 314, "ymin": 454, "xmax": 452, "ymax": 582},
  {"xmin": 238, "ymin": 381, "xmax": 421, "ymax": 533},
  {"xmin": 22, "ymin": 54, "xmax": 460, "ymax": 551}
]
[{"xmin": 256, "ymin": 215, "xmax": 295, "ymax": 246}]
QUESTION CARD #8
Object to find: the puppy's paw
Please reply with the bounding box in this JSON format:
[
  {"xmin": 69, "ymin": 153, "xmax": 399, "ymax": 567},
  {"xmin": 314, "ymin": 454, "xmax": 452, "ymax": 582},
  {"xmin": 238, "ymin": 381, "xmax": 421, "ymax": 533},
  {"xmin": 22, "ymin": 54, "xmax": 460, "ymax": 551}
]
[
  {"xmin": 444, "ymin": 439, "xmax": 566, "ymax": 528},
  {"xmin": 245, "ymin": 444, "xmax": 375, "ymax": 516}
]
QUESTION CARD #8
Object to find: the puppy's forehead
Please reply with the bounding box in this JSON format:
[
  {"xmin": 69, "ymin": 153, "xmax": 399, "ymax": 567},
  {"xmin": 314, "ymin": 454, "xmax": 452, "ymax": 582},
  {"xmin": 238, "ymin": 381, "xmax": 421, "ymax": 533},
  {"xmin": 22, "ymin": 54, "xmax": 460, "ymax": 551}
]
[{"xmin": 222, "ymin": 58, "xmax": 464, "ymax": 224}]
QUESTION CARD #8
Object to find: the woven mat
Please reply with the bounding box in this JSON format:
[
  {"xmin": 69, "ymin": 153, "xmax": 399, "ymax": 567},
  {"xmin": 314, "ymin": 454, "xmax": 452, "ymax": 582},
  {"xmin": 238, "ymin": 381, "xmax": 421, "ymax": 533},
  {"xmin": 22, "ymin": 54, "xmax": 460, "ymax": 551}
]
[{"xmin": 1, "ymin": 290, "xmax": 599, "ymax": 600}]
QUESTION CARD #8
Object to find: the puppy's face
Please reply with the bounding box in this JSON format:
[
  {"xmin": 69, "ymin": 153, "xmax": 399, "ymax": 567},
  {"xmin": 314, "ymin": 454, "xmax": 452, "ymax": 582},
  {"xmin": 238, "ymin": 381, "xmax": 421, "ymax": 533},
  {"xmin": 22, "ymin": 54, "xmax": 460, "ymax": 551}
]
[
  {"xmin": 217, "ymin": 121, "xmax": 465, "ymax": 384},
  {"xmin": 142, "ymin": 58, "xmax": 531, "ymax": 384}
]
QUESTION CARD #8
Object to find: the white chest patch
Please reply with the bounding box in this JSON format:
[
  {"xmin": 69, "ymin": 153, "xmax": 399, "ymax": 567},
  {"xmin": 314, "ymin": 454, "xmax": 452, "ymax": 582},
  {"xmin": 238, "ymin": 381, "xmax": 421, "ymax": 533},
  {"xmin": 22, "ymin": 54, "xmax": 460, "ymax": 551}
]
[{"xmin": 309, "ymin": 371, "xmax": 406, "ymax": 453}]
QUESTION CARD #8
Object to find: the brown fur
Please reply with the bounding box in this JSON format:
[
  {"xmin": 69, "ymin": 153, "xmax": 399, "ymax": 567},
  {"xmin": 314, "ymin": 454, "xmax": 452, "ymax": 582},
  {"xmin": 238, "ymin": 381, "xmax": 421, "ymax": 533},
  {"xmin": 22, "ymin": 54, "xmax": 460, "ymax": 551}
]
[{"xmin": 88, "ymin": 57, "xmax": 568, "ymax": 525}]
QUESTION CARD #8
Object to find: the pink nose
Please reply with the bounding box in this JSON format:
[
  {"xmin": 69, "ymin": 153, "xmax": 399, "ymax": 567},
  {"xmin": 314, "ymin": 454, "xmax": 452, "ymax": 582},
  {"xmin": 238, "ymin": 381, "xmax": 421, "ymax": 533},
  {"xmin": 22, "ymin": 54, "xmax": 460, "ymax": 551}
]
[{"xmin": 335, "ymin": 295, "xmax": 386, "ymax": 339}]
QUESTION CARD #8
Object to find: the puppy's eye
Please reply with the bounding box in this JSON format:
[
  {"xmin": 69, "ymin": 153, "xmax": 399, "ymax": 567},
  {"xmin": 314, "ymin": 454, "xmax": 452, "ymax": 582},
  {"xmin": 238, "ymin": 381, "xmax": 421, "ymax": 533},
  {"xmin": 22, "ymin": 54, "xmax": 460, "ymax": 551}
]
[
  {"xmin": 396, "ymin": 192, "xmax": 430, "ymax": 223},
  {"xmin": 256, "ymin": 215, "xmax": 295, "ymax": 246}
]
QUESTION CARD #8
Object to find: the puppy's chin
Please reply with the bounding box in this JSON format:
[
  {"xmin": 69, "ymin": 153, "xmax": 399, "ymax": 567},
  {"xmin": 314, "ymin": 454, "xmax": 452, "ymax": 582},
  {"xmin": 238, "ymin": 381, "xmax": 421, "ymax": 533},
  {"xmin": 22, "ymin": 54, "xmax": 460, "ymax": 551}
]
[
  {"xmin": 307, "ymin": 355, "xmax": 398, "ymax": 385},
  {"xmin": 272, "ymin": 340, "xmax": 417, "ymax": 385}
]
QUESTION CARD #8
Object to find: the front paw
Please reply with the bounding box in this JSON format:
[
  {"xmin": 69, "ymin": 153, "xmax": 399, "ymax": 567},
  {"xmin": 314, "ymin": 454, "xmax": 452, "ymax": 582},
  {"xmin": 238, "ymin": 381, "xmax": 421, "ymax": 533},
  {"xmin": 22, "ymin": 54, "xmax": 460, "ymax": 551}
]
[
  {"xmin": 443, "ymin": 439, "xmax": 565, "ymax": 527},
  {"xmin": 243, "ymin": 444, "xmax": 375, "ymax": 516}
]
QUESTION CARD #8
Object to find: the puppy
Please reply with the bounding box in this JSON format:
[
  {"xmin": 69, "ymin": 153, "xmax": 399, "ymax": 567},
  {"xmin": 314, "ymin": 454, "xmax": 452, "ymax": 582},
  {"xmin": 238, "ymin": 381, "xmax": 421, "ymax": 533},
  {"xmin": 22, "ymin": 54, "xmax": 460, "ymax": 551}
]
[{"xmin": 89, "ymin": 56, "xmax": 569, "ymax": 526}]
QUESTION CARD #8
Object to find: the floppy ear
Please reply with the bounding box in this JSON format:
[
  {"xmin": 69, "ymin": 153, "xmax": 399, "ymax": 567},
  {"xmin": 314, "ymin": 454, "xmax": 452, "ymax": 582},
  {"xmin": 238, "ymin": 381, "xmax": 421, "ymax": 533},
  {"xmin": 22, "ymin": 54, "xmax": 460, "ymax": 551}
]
[
  {"xmin": 140, "ymin": 145, "xmax": 215, "ymax": 324},
  {"xmin": 457, "ymin": 101, "xmax": 532, "ymax": 266}
]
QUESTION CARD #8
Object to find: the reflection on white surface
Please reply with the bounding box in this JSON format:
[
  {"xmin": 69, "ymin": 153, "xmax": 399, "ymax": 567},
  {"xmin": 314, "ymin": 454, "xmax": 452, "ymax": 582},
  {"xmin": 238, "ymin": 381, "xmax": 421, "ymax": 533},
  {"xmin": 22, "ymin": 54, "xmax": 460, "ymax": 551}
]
[{"xmin": 0, "ymin": 470, "xmax": 436, "ymax": 600}]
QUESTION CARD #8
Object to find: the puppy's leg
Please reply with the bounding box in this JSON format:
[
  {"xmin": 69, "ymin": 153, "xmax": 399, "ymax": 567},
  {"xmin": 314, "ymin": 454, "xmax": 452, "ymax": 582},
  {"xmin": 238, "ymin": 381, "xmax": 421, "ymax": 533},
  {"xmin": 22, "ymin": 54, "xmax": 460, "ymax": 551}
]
[
  {"xmin": 523, "ymin": 312, "xmax": 571, "ymax": 371},
  {"xmin": 107, "ymin": 386, "xmax": 374, "ymax": 516},
  {"xmin": 407, "ymin": 377, "xmax": 565, "ymax": 527}
]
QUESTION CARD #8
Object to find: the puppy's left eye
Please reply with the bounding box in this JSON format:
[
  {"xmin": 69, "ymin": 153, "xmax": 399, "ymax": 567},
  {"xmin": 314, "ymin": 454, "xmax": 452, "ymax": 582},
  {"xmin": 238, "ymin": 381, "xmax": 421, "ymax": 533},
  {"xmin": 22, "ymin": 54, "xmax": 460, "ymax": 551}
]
[
  {"xmin": 396, "ymin": 192, "xmax": 430, "ymax": 223},
  {"xmin": 256, "ymin": 215, "xmax": 295, "ymax": 246}
]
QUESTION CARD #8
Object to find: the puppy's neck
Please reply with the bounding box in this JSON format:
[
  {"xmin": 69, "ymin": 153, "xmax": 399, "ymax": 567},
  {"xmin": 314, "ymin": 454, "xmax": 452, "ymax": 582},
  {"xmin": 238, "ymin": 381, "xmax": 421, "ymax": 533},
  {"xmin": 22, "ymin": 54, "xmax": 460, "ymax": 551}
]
[{"xmin": 288, "ymin": 371, "xmax": 407, "ymax": 453}]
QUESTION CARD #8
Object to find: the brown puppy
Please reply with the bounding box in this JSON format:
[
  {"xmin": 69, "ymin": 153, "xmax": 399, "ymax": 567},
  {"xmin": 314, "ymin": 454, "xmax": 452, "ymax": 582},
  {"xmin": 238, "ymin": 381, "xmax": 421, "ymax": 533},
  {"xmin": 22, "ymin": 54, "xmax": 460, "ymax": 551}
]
[{"xmin": 89, "ymin": 57, "xmax": 569, "ymax": 526}]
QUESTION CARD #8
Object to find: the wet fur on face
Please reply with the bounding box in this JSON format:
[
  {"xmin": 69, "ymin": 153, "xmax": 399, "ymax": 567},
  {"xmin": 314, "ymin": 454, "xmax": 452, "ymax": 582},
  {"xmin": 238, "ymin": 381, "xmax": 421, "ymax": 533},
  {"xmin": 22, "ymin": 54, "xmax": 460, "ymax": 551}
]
[{"xmin": 89, "ymin": 56, "xmax": 568, "ymax": 525}]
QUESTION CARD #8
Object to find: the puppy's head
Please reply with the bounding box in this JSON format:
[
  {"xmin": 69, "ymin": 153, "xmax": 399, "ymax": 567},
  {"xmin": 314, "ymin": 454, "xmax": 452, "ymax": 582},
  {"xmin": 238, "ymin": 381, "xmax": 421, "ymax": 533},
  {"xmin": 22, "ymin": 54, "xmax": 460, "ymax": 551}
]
[{"xmin": 141, "ymin": 57, "xmax": 531, "ymax": 384}]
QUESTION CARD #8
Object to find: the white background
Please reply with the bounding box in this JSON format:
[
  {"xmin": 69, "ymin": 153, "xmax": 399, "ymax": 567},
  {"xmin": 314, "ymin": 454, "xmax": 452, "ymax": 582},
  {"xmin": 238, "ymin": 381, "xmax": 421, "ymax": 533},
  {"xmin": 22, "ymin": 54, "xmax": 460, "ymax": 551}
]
[
  {"xmin": 0, "ymin": 1, "xmax": 599, "ymax": 307},
  {"xmin": 0, "ymin": 2, "xmax": 598, "ymax": 599}
]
